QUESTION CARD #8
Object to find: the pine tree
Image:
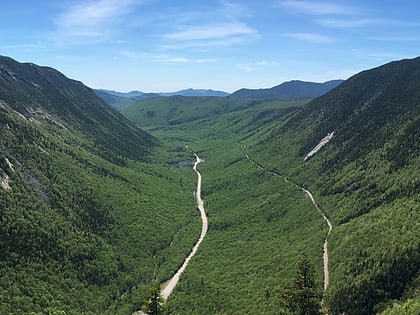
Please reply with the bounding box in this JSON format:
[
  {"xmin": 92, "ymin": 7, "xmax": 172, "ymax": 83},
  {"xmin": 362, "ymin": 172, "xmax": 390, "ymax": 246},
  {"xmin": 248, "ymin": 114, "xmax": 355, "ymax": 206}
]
[
  {"xmin": 144, "ymin": 283, "xmax": 165, "ymax": 315},
  {"xmin": 280, "ymin": 255, "xmax": 322, "ymax": 315}
]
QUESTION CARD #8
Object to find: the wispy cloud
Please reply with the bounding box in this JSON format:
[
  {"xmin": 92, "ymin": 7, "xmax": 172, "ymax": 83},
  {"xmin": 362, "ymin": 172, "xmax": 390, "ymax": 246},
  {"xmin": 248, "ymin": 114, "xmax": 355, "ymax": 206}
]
[
  {"xmin": 283, "ymin": 32, "xmax": 334, "ymax": 44},
  {"xmin": 317, "ymin": 18, "xmax": 394, "ymax": 28},
  {"xmin": 163, "ymin": 21, "xmax": 258, "ymax": 44},
  {"xmin": 280, "ymin": 1, "xmax": 354, "ymax": 16},
  {"xmin": 218, "ymin": 0, "xmax": 253, "ymax": 19},
  {"xmin": 155, "ymin": 57, "xmax": 189, "ymax": 63},
  {"xmin": 236, "ymin": 60, "xmax": 279, "ymax": 72},
  {"xmin": 157, "ymin": 2, "xmax": 258, "ymax": 50},
  {"xmin": 54, "ymin": 0, "xmax": 141, "ymax": 38},
  {"xmin": 196, "ymin": 58, "xmax": 218, "ymax": 63},
  {"xmin": 152, "ymin": 55, "xmax": 217, "ymax": 64},
  {"xmin": 279, "ymin": 1, "xmax": 396, "ymax": 30}
]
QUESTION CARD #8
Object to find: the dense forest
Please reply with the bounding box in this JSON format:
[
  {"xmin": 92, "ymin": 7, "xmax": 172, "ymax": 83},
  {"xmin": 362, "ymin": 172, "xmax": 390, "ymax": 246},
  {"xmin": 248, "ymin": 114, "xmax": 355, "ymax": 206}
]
[
  {"xmin": 120, "ymin": 57, "xmax": 419, "ymax": 314},
  {"xmin": 0, "ymin": 56, "xmax": 200, "ymax": 314},
  {"xmin": 243, "ymin": 58, "xmax": 420, "ymax": 314},
  {"xmin": 1, "ymin": 55, "xmax": 419, "ymax": 314}
]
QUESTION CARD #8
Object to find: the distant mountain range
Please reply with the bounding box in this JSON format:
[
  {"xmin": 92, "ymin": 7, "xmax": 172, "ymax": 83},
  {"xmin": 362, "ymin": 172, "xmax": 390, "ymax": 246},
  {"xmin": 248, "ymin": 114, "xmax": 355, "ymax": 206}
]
[
  {"xmin": 230, "ymin": 79, "xmax": 344, "ymax": 100},
  {"xmin": 95, "ymin": 88, "xmax": 230, "ymax": 110},
  {"xmin": 96, "ymin": 80, "xmax": 343, "ymax": 111},
  {"xmin": 96, "ymin": 88, "xmax": 229, "ymax": 98},
  {"xmin": 160, "ymin": 88, "xmax": 230, "ymax": 97}
]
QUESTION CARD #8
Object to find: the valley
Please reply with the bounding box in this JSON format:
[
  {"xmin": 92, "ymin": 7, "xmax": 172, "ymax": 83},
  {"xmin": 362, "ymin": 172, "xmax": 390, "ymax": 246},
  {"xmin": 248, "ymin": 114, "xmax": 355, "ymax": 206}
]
[{"xmin": 0, "ymin": 55, "xmax": 419, "ymax": 315}]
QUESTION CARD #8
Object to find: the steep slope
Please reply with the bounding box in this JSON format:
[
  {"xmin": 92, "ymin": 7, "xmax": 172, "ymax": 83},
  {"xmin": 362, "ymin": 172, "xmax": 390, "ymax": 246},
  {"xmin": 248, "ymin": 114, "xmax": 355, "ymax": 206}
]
[
  {"xmin": 0, "ymin": 56, "xmax": 155, "ymax": 162},
  {"xmin": 247, "ymin": 57, "xmax": 420, "ymax": 314},
  {"xmin": 0, "ymin": 56, "xmax": 199, "ymax": 314},
  {"xmin": 230, "ymin": 79, "xmax": 343, "ymax": 100}
]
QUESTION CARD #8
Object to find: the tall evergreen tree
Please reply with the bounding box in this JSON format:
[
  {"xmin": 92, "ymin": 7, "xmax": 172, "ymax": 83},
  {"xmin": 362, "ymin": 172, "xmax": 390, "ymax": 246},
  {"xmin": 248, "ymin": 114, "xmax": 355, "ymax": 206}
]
[
  {"xmin": 144, "ymin": 283, "xmax": 165, "ymax": 315},
  {"xmin": 280, "ymin": 255, "xmax": 322, "ymax": 315}
]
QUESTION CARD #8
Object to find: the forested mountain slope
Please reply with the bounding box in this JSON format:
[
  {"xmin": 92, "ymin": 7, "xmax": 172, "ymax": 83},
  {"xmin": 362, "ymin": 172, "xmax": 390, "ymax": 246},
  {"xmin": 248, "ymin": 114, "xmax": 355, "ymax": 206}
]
[
  {"xmin": 0, "ymin": 56, "xmax": 199, "ymax": 314},
  {"xmin": 247, "ymin": 57, "xmax": 420, "ymax": 314},
  {"xmin": 2, "ymin": 54, "xmax": 418, "ymax": 315},
  {"xmin": 121, "ymin": 95, "xmax": 307, "ymax": 128},
  {"xmin": 118, "ymin": 80, "xmax": 342, "ymax": 129},
  {"xmin": 95, "ymin": 89, "xmax": 229, "ymax": 111},
  {"xmin": 0, "ymin": 56, "xmax": 155, "ymax": 162}
]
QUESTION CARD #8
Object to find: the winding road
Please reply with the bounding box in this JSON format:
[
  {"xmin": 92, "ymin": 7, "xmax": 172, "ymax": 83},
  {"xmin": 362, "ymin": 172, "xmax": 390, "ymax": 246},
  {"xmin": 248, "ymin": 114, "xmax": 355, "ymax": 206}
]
[
  {"xmin": 160, "ymin": 153, "xmax": 208, "ymax": 300},
  {"xmin": 245, "ymin": 153, "xmax": 333, "ymax": 291},
  {"xmin": 301, "ymin": 188, "xmax": 332, "ymax": 291}
]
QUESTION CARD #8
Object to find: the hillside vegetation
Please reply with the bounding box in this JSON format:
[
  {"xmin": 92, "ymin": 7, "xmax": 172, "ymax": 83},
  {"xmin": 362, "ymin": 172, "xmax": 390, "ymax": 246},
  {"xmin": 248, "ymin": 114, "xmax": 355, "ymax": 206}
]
[
  {"xmin": 121, "ymin": 95, "xmax": 308, "ymax": 129},
  {"xmin": 139, "ymin": 107, "xmax": 326, "ymax": 314},
  {"xmin": 0, "ymin": 56, "xmax": 200, "ymax": 314},
  {"xmin": 244, "ymin": 57, "xmax": 420, "ymax": 314},
  {"xmin": 104, "ymin": 80, "xmax": 341, "ymax": 128},
  {"xmin": 122, "ymin": 57, "xmax": 419, "ymax": 315},
  {"xmin": 0, "ymin": 55, "xmax": 418, "ymax": 315}
]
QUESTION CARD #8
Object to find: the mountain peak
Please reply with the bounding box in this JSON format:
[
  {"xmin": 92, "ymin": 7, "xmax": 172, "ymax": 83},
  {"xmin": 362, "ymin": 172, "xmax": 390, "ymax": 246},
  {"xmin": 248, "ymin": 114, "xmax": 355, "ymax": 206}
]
[
  {"xmin": 230, "ymin": 79, "xmax": 344, "ymax": 100},
  {"xmin": 0, "ymin": 56, "xmax": 156, "ymax": 162}
]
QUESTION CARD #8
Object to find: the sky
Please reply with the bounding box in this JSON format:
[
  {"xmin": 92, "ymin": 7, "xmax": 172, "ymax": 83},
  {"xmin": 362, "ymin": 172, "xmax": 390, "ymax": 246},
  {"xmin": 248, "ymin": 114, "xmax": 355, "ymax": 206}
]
[{"xmin": 1, "ymin": 0, "xmax": 420, "ymax": 93}]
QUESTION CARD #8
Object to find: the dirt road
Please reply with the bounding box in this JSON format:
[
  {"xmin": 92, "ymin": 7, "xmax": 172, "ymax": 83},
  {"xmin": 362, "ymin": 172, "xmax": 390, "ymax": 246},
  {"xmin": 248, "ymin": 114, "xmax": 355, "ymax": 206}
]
[
  {"xmin": 301, "ymin": 188, "xmax": 332, "ymax": 290},
  {"xmin": 161, "ymin": 153, "xmax": 208, "ymax": 300},
  {"xmin": 245, "ymin": 153, "xmax": 332, "ymax": 291}
]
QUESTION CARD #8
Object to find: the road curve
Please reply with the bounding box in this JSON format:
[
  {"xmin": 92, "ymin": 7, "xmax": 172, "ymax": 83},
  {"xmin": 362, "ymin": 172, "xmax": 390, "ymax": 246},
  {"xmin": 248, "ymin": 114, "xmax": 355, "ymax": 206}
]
[
  {"xmin": 245, "ymin": 153, "xmax": 332, "ymax": 291},
  {"xmin": 161, "ymin": 153, "xmax": 208, "ymax": 300},
  {"xmin": 301, "ymin": 188, "xmax": 332, "ymax": 291}
]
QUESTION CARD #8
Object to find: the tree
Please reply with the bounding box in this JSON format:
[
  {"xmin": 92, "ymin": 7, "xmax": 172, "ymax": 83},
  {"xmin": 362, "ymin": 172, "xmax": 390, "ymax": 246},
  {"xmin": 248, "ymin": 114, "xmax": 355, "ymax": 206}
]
[
  {"xmin": 280, "ymin": 255, "xmax": 322, "ymax": 315},
  {"xmin": 143, "ymin": 282, "xmax": 166, "ymax": 315}
]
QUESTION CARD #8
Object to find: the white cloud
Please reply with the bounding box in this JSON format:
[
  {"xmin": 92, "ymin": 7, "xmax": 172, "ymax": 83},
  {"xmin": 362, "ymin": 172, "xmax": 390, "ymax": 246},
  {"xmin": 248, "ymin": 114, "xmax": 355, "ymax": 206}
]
[
  {"xmin": 196, "ymin": 58, "xmax": 217, "ymax": 63},
  {"xmin": 280, "ymin": 1, "xmax": 354, "ymax": 16},
  {"xmin": 317, "ymin": 18, "xmax": 392, "ymax": 28},
  {"xmin": 163, "ymin": 21, "xmax": 258, "ymax": 42},
  {"xmin": 152, "ymin": 55, "xmax": 217, "ymax": 64},
  {"xmin": 236, "ymin": 63, "xmax": 255, "ymax": 72},
  {"xmin": 218, "ymin": 0, "xmax": 253, "ymax": 19},
  {"xmin": 236, "ymin": 60, "xmax": 279, "ymax": 72},
  {"xmin": 161, "ymin": 35, "xmax": 253, "ymax": 50},
  {"xmin": 158, "ymin": 2, "xmax": 258, "ymax": 50},
  {"xmin": 55, "ymin": 0, "xmax": 141, "ymax": 38},
  {"xmin": 283, "ymin": 33, "xmax": 334, "ymax": 44},
  {"xmin": 157, "ymin": 57, "xmax": 190, "ymax": 63}
]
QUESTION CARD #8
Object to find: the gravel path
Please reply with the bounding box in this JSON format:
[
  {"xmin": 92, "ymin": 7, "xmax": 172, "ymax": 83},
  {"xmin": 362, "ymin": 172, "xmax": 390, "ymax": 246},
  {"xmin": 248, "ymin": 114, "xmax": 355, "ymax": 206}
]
[
  {"xmin": 160, "ymin": 153, "xmax": 208, "ymax": 300},
  {"xmin": 245, "ymin": 153, "xmax": 332, "ymax": 291}
]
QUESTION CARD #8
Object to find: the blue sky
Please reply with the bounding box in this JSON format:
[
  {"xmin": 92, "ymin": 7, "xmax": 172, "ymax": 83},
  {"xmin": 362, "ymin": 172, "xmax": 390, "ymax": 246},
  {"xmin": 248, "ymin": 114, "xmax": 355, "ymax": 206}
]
[{"xmin": 1, "ymin": 0, "xmax": 420, "ymax": 92}]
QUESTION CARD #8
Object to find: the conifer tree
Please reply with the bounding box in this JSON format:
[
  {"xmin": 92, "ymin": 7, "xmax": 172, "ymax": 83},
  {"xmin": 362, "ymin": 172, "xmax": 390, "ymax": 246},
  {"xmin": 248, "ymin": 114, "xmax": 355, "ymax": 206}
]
[
  {"xmin": 144, "ymin": 282, "xmax": 165, "ymax": 315},
  {"xmin": 280, "ymin": 255, "xmax": 322, "ymax": 315}
]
